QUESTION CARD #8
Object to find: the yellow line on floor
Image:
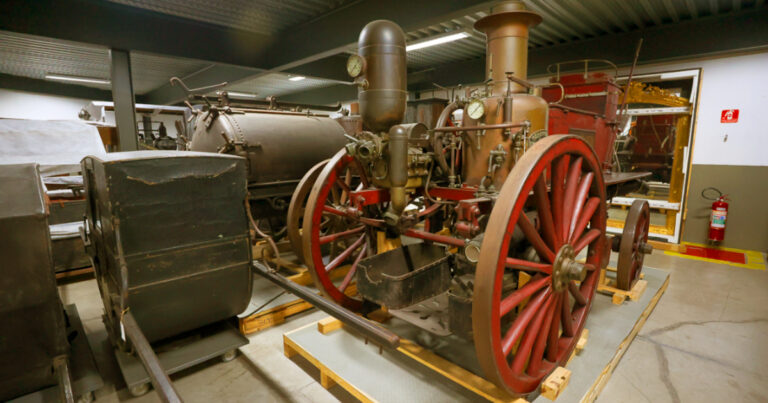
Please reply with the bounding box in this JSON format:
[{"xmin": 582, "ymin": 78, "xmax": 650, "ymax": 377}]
[{"xmin": 664, "ymin": 242, "xmax": 766, "ymax": 270}]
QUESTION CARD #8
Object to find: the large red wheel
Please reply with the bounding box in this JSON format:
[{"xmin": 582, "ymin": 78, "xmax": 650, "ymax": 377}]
[
  {"xmin": 616, "ymin": 200, "xmax": 651, "ymax": 290},
  {"xmin": 302, "ymin": 150, "xmax": 382, "ymax": 311},
  {"xmin": 473, "ymin": 135, "xmax": 607, "ymax": 396},
  {"xmin": 287, "ymin": 159, "xmax": 328, "ymax": 263}
]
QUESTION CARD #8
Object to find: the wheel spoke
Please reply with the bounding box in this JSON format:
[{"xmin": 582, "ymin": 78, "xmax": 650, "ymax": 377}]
[
  {"xmin": 527, "ymin": 292, "xmax": 558, "ymax": 375},
  {"xmin": 573, "ymin": 228, "xmax": 601, "ymax": 255},
  {"xmin": 322, "ymin": 205, "xmax": 347, "ymax": 216},
  {"xmin": 505, "ymin": 258, "xmax": 552, "ymax": 274},
  {"xmin": 561, "ymin": 156, "xmax": 583, "ymax": 241},
  {"xmin": 534, "ymin": 176, "xmax": 558, "ymax": 250},
  {"xmin": 339, "ymin": 240, "xmax": 368, "ymax": 292},
  {"xmin": 546, "ymin": 293, "xmax": 562, "ymax": 361},
  {"xmin": 502, "ymin": 287, "xmax": 552, "ymax": 356},
  {"xmin": 500, "ymin": 275, "xmax": 551, "ymax": 316},
  {"xmin": 561, "ymin": 290, "xmax": 575, "ymax": 337},
  {"xmin": 511, "ymin": 294, "xmax": 555, "ymax": 373},
  {"xmin": 325, "ymin": 234, "xmax": 366, "ymax": 272},
  {"xmin": 518, "ymin": 213, "xmax": 555, "ymax": 263},
  {"xmin": 319, "ymin": 226, "xmax": 365, "ymax": 245},
  {"xmin": 551, "ymin": 155, "xmax": 569, "ymax": 245},
  {"xmin": 568, "ymin": 281, "xmax": 586, "ymax": 305},
  {"xmin": 568, "ymin": 172, "xmax": 594, "ymax": 240},
  {"xmin": 569, "ymin": 197, "xmax": 600, "ymax": 244}
]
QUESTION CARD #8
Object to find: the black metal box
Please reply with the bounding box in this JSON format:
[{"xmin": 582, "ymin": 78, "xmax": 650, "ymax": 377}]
[
  {"xmin": 0, "ymin": 164, "xmax": 68, "ymax": 400},
  {"xmin": 82, "ymin": 151, "xmax": 252, "ymax": 345}
]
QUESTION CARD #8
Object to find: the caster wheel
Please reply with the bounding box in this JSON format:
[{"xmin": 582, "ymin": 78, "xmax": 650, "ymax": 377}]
[
  {"xmin": 129, "ymin": 382, "xmax": 150, "ymax": 397},
  {"xmin": 221, "ymin": 349, "xmax": 237, "ymax": 362},
  {"xmin": 76, "ymin": 391, "xmax": 94, "ymax": 403}
]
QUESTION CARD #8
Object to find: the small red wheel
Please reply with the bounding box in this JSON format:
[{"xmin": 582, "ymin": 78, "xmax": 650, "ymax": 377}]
[
  {"xmin": 616, "ymin": 200, "xmax": 650, "ymax": 290},
  {"xmin": 287, "ymin": 159, "xmax": 328, "ymax": 263},
  {"xmin": 302, "ymin": 150, "xmax": 382, "ymax": 311},
  {"xmin": 473, "ymin": 135, "xmax": 607, "ymax": 396}
]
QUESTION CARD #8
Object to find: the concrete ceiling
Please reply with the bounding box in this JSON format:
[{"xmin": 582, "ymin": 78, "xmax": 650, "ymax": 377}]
[{"xmin": 0, "ymin": 0, "xmax": 765, "ymax": 105}]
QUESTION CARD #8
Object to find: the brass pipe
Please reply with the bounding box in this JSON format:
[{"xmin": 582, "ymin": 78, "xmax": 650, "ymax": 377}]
[
  {"xmin": 386, "ymin": 124, "xmax": 408, "ymax": 222},
  {"xmin": 433, "ymin": 122, "xmax": 528, "ymax": 133}
]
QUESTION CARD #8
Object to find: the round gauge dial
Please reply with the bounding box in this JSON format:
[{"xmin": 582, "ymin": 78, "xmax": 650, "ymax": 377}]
[
  {"xmin": 346, "ymin": 55, "xmax": 365, "ymax": 78},
  {"xmin": 466, "ymin": 99, "xmax": 486, "ymax": 120}
]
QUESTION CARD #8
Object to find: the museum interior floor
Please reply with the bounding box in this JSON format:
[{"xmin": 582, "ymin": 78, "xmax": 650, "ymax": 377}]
[{"xmin": 57, "ymin": 250, "xmax": 768, "ymax": 403}]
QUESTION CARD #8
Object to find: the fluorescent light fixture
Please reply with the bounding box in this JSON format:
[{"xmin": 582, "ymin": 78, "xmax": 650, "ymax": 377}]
[
  {"xmin": 406, "ymin": 32, "xmax": 469, "ymax": 52},
  {"xmin": 226, "ymin": 91, "xmax": 259, "ymax": 99},
  {"xmin": 289, "ymin": 76, "xmax": 306, "ymax": 81},
  {"xmin": 660, "ymin": 71, "xmax": 696, "ymax": 80},
  {"xmin": 45, "ymin": 74, "xmax": 110, "ymax": 85}
]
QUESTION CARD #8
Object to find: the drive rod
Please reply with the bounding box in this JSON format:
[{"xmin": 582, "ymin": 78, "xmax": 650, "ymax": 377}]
[{"xmin": 251, "ymin": 262, "xmax": 401, "ymax": 348}]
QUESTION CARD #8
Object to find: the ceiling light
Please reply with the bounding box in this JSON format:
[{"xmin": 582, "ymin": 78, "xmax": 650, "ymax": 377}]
[
  {"xmin": 406, "ymin": 32, "xmax": 469, "ymax": 52},
  {"xmin": 225, "ymin": 91, "xmax": 259, "ymax": 99},
  {"xmin": 45, "ymin": 74, "xmax": 110, "ymax": 85},
  {"xmin": 289, "ymin": 76, "xmax": 306, "ymax": 81}
]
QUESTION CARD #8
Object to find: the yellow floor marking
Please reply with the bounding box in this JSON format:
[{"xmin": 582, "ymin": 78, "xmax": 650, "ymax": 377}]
[{"xmin": 664, "ymin": 242, "xmax": 766, "ymax": 270}]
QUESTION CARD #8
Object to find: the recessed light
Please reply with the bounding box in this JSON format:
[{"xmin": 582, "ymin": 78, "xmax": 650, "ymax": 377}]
[
  {"xmin": 406, "ymin": 32, "xmax": 469, "ymax": 52},
  {"xmin": 289, "ymin": 76, "xmax": 306, "ymax": 81}
]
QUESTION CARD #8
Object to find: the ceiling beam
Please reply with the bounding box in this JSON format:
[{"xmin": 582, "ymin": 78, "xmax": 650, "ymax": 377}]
[
  {"xmin": 0, "ymin": 0, "xmax": 273, "ymax": 68},
  {"xmin": 408, "ymin": 7, "xmax": 768, "ymax": 91},
  {"xmin": 279, "ymin": 84, "xmax": 358, "ymax": 106},
  {"xmin": 0, "ymin": 73, "xmax": 140, "ymax": 102}
]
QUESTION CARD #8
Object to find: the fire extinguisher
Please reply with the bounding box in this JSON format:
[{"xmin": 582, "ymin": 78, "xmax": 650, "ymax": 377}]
[{"xmin": 703, "ymin": 187, "xmax": 728, "ymax": 242}]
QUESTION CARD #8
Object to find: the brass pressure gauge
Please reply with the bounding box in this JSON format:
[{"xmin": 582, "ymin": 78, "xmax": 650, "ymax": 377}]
[
  {"xmin": 467, "ymin": 99, "xmax": 486, "ymax": 120},
  {"xmin": 346, "ymin": 55, "xmax": 366, "ymax": 78}
]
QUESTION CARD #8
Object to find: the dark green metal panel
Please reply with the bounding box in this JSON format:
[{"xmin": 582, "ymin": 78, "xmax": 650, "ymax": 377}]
[
  {"xmin": 82, "ymin": 151, "xmax": 253, "ymax": 344},
  {"xmin": 0, "ymin": 164, "xmax": 68, "ymax": 401}
]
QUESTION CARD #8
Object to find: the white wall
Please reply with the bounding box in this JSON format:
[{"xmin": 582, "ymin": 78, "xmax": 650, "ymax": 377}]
[{"xmin": 0, "ymin": 88, "xmax": 182, "ymax": 138}]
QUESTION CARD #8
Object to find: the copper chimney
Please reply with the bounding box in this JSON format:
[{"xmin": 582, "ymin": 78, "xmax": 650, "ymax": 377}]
[{"xmin": 474, "ymin": 1, "xmax": 542, "ymax": 94}]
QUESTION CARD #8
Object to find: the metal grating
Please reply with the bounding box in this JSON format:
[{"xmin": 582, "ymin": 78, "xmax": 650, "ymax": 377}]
[
  {"xmin": 224, "ymin": 72, "xmax": 339, "ymax": 97},
  {"xmin": 106, "ymin": 0, "xmax": 356, "ymax": 36},
  {"xmin": 0, "ymin": 30, "xmax": 212, "ymax": 94}
]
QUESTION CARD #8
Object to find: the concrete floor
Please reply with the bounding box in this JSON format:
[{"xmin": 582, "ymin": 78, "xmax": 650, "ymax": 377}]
[{"xmin": 57, "ymin": 250, "xmax": 768, "ymax": 403}]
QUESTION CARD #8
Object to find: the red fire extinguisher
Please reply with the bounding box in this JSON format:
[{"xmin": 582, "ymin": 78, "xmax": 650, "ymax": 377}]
[{"xmin": 703, "ymin": 187, "xmax": 728, "ymax": 242}]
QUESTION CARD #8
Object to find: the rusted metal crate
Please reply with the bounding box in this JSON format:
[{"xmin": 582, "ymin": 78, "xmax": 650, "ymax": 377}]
[{"xmin": 81, "ymin": 151, "xmax": 253, "ymax": 346}]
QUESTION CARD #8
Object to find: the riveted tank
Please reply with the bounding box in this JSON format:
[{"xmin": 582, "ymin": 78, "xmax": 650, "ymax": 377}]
[
  {"xmin": 189, "ymin": 108, "xmax": 347, "ymax": 232},
  {"xmin": 357, "ymin": 20, "xmax": 408, "ymax": 133}
]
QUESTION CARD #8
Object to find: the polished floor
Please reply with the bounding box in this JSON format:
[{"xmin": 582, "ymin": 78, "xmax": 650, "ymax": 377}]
[{"xmin": 57, "ymin": 250, "xmax": 768, "ymax": 402}]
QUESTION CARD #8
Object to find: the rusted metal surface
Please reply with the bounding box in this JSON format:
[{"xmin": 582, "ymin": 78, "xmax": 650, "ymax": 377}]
[
  {"xmin": 121, "ymin": 311, "xmax": 182, "ymax": 403},
  {"xmin": 82, "ymin": 151, "xmax": 253, "ymax": 344},
  {"xmin": 357, "ymin": 20, "xmax": 407, "ymax": 133},
  {"xmin": 287, "ymin": 159, "xmax": 327, "ymax": 263},
  {"xmin": 616, "ymin": 200, "xmax": 651, "ymax": 290},
  {"xmin": 0, "ymin": 164, "xmax": 69, "ymax": 401}
]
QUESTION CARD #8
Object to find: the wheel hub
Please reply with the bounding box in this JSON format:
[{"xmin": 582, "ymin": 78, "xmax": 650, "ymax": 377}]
[{"xmin": 552, "ymin": 244, "xmax": 587, "ymax": 291}]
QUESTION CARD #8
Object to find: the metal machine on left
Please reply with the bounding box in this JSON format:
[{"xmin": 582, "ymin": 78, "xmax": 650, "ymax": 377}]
[{"xmin": 81, "ymin": 151, "xmax": 253, "ymax": 400}]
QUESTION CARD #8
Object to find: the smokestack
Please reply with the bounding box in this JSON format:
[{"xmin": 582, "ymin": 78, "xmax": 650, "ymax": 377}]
[{"xmin": 474, "ymin": 1, "xmax": 542, "ymax": 94}]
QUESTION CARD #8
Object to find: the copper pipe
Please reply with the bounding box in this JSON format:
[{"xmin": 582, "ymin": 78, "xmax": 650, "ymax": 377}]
[{"xmin": 433, "ymin": 122, "xmax": 528, "ymax": 133}]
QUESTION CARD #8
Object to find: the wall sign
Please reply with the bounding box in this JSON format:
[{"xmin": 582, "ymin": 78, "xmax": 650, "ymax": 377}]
[{"xmin": 720, "ymin": 109, "xmax": 739, "ymax": 123}]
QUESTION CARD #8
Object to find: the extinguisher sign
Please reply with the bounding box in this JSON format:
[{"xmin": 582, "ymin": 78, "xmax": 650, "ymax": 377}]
[
  {"xmin": 721, "ymin": 109, "xmax": 739, "ymax": 123},
  {"xmin": 711, "ymin": 209, "xmax": 727, "ymax": 228}
]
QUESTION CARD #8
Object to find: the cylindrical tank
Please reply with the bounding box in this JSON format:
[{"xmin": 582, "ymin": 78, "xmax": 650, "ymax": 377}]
[
  {"xmin": 462, "ymin": 1, "xmax": 549, "ymax": 188},
  {"xmin": 190, "ymin": 110, "xmax": 347, "ymax": 193},
  {"xmin": 358, "ymin": 20, "xmax": 407, "ymax": 133}
]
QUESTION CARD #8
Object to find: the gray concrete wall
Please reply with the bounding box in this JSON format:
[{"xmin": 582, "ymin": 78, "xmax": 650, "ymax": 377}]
[{"xmin": 683, "ymin": 164, "xmax": 768, "ymax": 252}]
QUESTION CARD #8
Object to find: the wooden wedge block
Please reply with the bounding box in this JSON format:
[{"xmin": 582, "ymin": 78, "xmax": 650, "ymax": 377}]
[
  {"xmin": 541, "ymin": 366, "xmax": 571, "ymax": 400},
  {"xmin": 318, "ymin": 317, "xmax": 343, "ymax": 334}
]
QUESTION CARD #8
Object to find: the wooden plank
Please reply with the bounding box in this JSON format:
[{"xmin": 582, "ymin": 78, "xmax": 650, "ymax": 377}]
[
  {"xmin": 318, "ymin": 317, "xmax": 343, "ymax": 335},
  {"xmin": 541, "ymin": 367, "xmax": 571, "ymax": 401},
  {"xmin": 396, "ymin": 339, "xmax": 527, "ymax": 403},
  {"xmin": 580, "ymin": 274, "xmax": 670, "ymax": 402},
  {"xmin": 55, "ymin": 266, "xmax": 94, "ymax": 280},
  {"xmin": 647, "ymin": 240, "xmax": 686, "ymax": 253},
  {"xmin": 576, "ymin": 329, "xmax": 589, "ymax": 354},
  {"xmin": 628, "ymin": 280, "xmax": 648, "ymax": 301},
  {"xmin": 282, "ymin": 330, "xmax": 377, "ymax": 403},
  {"xmin": 240, "ymin": 299, "xmax": 314, "ymax": 334}
]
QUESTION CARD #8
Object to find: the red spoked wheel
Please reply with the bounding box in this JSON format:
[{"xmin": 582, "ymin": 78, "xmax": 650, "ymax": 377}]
[
  {"xmin": 616, "ymin": 200, "xmax": 651, "ymax": 290},
  {"xmin": 473, "ymin": 135, "xmax": 607, "ymax": 396},
  {"xmin": 287, "ymin": 159, "xmax": 328, "ymax": 263},
  {"xmin": 302, "ymin": 149, "xmax": 383, "ymax": 311}
]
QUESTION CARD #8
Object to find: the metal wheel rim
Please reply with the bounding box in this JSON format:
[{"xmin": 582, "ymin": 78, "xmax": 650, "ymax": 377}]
[
  {"xmin": 617, "ymin": 200, "xmax": 650, "ymax": 290},
  {"xmin": 302, "ymin": 149, "xmax": 378, "ymax": 311},
  {"xmin": 472, "ymin": 135, "xmax": 607, "ymax": 395},
  {"xmin": 287, "ymin": 159, "xmax": 328, "ymax": 262}
]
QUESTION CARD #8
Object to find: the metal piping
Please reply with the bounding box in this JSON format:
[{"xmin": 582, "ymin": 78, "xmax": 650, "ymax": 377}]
[{"xmin": 386, "ymin": 124, "xmax": 408, "ymax": 221}]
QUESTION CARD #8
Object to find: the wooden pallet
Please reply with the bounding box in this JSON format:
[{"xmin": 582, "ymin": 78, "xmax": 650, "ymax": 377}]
[
  {"xmin": 597, "ymin": 268, "xmax": 648, "ymax": 305},
  {"xmin": 286, "ymin": 317, "xmax": 588, "ymax": 403}
]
